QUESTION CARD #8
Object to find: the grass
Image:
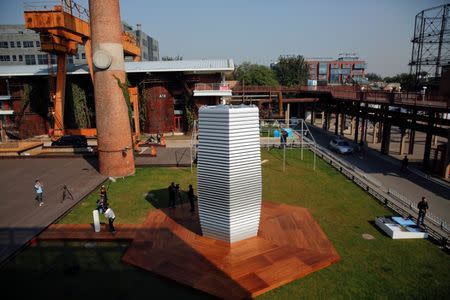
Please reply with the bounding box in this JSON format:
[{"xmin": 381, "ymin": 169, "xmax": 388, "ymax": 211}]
[{"xmin": 1, "ymin": 149, "xmax": 449, "ymax": 299}]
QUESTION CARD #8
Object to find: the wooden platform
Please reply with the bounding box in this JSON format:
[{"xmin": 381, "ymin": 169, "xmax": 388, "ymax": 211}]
[
  {"xmin": 122, "ymin": 201, "xmax": 339, "ymax": 299},
  {"xmin": 38, "ymin": 224, "xmax": 141, "ymax": 240}
]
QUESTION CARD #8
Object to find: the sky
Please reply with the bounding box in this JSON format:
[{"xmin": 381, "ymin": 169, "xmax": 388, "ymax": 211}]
[{"xmin": 1, "ymin": 0, "xmax": 448, "ymax": 76}]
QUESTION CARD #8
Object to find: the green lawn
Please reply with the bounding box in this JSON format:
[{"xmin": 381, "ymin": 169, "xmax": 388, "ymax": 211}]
[{"xmin": 1, "ymin": 149, "xmax": 449, "ymax": 299}]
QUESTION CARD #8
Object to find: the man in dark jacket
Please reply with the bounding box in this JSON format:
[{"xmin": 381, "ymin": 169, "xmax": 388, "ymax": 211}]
[
  {"xmin": 417, "ymin": 196, "xmax": 429, "ymax": 225},
  {"xmin": 187, "ymin": 184, "xmax": 195, "ymax": 212}
]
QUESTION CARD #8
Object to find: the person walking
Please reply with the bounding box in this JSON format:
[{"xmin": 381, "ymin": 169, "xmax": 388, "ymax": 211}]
[
  {"xmin": 168, "ymin": 182, "xmax": 175, "ymax": 207},
  {"xmin": 187, "ymin": 184, "xmax": 195, "ymax": 212},
  {"xmin": 34, "ymin": 179, "xmax": 44, "ymax": 207},
  {"xmin": 104, "ymin": 207, "xmax": 116, "ymax": 233},
  {"xmin": 417, "ymin": 196, "xmax": 429, "ymax": 226},
  {"xmin": 401, "ymin": 156, "xmax": 409, "ymax": 171}
]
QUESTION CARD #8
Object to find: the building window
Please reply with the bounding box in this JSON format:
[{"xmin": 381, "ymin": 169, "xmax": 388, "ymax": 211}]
[
  {"xmin": 16, "ymin": 41, "xmax": 21, "ymax": 48},
  {"xmin": 12, "ymin": 55, "xmax": 16, "ymax": 61},
  {"xmin": 25, "ymin": 54, "xmax": 36, "ymax": 65},
  {"xmin": 37, "ymin": 54, "xmax": 48, "ymax": 65},
  {"xmin": 10, "ymin": 41, "xmax": 15, "ymax": 48},
  {"xmin": 68, "ymin": 56, "xmax": 74, "ymax": 64},
  {"xmin": 0, "ymin": 55, "xmax": 10, "ymax": 61},
  {"xmin": 23, "ymin": 41, "xmax": 34, "ymax": 48},
  {"xmin": 35, "ymin": 41, "xmax": 40, "ymax": 47},
  {"xmin": 75, "ymin": 53, "xmax": 79, "ymax": 59},
  {"xmin": 18, "ymin": 55, "xmax": 23, "ymax": 62},
  {"xmin": 50, "ymin": 55, "xmax": 56, "ymax": 64},
  {"xmin": 0, "ymin": 41, "xmax": 8, "ymax": 48},
  {"xmin": 81, "ymin": 53, "xmax": 86, "ymax": 59}
]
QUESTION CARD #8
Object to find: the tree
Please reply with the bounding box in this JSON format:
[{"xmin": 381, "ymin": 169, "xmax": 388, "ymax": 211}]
[
  {"xmin": 384, "ymin": 73, "xmax": 416, "ymax": 90},
  {"xmin": 234, "ymin": 62, "xmax": 279, "ymax": 86},
  {"xmin": 365, "ymin": 72, "xmax": 382, "ymax": 82},
  {"xmin": 271, "ymin": 55, "xmax": 308, "ymax": 86},
  {"xmin": 162, "ymin": 55, "xmax": 183, "ymax": 61}
]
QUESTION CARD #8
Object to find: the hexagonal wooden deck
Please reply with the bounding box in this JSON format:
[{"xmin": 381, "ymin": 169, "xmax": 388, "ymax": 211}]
[{"xmin": 122, "ymin": 201, "xmax": 339, "ymax": 299}]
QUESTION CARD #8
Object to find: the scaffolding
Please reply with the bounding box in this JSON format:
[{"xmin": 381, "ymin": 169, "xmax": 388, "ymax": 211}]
[{"xmin": 409, "ymin": 4, "xmax": 450, "ymax": 81}]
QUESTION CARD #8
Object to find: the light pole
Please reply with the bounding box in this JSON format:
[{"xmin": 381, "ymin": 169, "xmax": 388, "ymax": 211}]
[{"xmin": 421, "ymin": 86, "xmax": 427, "ymax": 101}]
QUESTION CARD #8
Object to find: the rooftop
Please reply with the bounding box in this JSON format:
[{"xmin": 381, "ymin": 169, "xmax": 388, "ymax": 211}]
[{"xmin": 0, "ymin": 59, "xmax": 235, "ymax": 77}]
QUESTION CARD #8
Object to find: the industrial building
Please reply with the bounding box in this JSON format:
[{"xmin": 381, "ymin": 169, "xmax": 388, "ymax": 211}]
[
  {"xmin": 307, "ymin": 54, "xmax": 366, "ymax": 84},
  {"xmin": 0, "ymin": 23, "xmax": 159, "ymax": 66},
  {"xmin": 0, "ymin": 59, "xmax": 234, "ymax": 137}
]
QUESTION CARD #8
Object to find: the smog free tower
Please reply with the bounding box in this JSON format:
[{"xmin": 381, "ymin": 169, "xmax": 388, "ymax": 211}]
[{"xmin": 197, "ymin": 105, "xmax": 262, "ymax": 243}]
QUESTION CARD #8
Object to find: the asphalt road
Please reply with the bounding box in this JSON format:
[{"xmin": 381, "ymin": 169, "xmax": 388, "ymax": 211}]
[{"xmin": 307, "ymin": 125, "xmax": 450, "ymax": 223}]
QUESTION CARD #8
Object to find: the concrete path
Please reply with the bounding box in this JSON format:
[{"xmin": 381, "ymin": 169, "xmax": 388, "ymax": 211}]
[
  {"xmin": 306, "ymin": 125, "xmax": 450, "ymax": 223},
  {"xmin": 0, "ymin": 157, "xmax": 105, "ymax": 264}
]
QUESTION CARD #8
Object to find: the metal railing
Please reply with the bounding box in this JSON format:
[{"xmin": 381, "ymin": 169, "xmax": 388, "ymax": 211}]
[
  {"xmin": 24, "ymin": 0, "xmax": 89, "ymax": 21},
  {"xmin": 302, "ymin": 136, "xmax": 449, "ymax": 248},
  {"xmin": 194, "ymin": 83, "xmax": 230, "ymax": 91}
]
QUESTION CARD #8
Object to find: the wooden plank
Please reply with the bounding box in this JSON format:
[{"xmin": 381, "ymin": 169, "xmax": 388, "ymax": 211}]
[{"xmin": 122, "ymin": 201, "xmax": 339, "ymax": 299}]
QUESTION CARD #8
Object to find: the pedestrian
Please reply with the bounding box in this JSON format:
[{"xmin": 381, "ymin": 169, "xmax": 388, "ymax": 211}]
[
  {"xmin": 358, "ymin": 140, "xmax": 365, "ymax": 153},
  {"xmin": 187, "ymin": 184, "xmax": 195, "ymax": 212},
  {"xmin": 401, "ymin": 155, "xmax": 409, "ymax": 171},
  {"xmin": 104, "ymin": 207, "xmax": 116, "ymax": 233},
  {"xmin": 34, "ymin": 179, "xmax": 44, "ymax": 207},
  {"xmin": 168, "ymin": 182, "xmax": 175, "ymax": 207},
  {"xmin": 61, "ymin": 185, "xmax": 74, "ymax": 203},
  {"xmin": 280, "ymin": 128, "xmax": 287, "ymax": 148},
  {"xmin": 175, "ymin": 184, "xmax": 181, "ymax": 205},
  {"xmin": 100, "ymin": 185, "xmax": 108, "ymax": 203},
  {"xmin": 96, "ymin": 195, "xmax": 106, "ymax": 214},
  {"xmin": 417, "ymin": 196, "xmax": 429, "ymax": 226}
]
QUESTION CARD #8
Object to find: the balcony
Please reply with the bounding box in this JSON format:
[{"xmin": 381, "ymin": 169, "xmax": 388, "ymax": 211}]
[{"xmin": 193, "ymin": 83, "xmax": 232, "ymax": 97}]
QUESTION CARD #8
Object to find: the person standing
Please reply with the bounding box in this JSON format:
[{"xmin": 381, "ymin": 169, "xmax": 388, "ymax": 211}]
[
  {"xmin": 187, "ymin": 184, "xmax": 195, "ymax": 212},
  {"xmin": 401, "ymin": 156, "xmax": 409, "ymax": 171},
  {"xmin": 417, "ymin": 197, "xmax": 429, "ymax": 225},
  {"xmin": 168, "ymin": 182, "xmax": 175, "ymax": 208},
  {"xmin": 104, "ymin": 207, "xmax": 116, "ymax": 233},
  {"xmin": 34, "ymin": 179, "xmax": 44, "ymax": 207}
]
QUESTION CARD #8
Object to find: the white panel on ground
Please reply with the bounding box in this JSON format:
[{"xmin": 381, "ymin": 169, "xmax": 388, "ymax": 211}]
[
  {"xmin": 197, "ymin": 105, "xmax": 262, "ymax": 243},
  {"xmin": 93, "ymin": 210, "xmax": 101, "ymax": 232}
]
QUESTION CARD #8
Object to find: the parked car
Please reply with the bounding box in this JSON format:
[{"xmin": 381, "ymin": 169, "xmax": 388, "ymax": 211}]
[
  {"xmin": 329, "ymin": 137, "xmax": 353, "ymax": 154},
  {"xmin": 51, "ymin": 135, "xmax": 88, "ymax": 147}
]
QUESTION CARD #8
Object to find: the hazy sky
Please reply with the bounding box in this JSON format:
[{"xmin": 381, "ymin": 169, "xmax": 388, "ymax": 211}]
[{"xmin": 1, "ymin": 0, "xmax": 448, "ymax": 76}]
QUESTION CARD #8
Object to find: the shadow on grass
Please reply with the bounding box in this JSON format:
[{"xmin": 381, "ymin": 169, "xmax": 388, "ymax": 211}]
[{"xmin": 145, "ymin": 188, "xmax": 201, "ymax": 235}]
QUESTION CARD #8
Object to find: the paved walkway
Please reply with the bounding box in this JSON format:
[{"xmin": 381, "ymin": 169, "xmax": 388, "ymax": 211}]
[
  {"xmin": 307, "ymin": 125, "xmax": 450, "ymax": 223},
  {"xmin": 0, "ymin": 157, "xmax": 105, "ymax": 264}
]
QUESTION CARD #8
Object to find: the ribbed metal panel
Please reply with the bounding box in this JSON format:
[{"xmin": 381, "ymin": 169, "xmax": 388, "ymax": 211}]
[
  {"xmin": 197, "ymin": 105, "xmax": 261, "ymax": 243},
  {"xmin": 0, "ymin": 59, "xmax": 234, "ymax": 77}
]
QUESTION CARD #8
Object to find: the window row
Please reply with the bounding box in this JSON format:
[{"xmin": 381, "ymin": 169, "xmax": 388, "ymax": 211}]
[
  {"xmin": 0, "ymin": 40, "xmax": 40, "ymax": 48},
  {"xmin": 0, "ymin": 54, "xmax": 87, "ymax": 64}
]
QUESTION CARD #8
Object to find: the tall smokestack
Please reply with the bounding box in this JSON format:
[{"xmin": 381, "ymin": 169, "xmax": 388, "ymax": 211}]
[{"xmin": 89, "ymin": 0, "xmax": 135, "ymax": 176}]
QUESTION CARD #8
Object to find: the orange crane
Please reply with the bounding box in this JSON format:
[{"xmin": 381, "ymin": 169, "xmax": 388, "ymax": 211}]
[{"xmin": 23, "ymin": 0, "xmax": 141, "ymax": 140}]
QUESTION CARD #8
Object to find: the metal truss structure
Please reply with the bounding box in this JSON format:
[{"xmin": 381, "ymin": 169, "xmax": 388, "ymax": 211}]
[{"xmin": 410, "ymin": 4, "xmax": 450, "ymax": 81}]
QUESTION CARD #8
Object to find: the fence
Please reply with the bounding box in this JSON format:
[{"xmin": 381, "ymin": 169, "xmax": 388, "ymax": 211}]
[{"xmin": 301, "ymin": 136, "xmax": 449, "ymax": 248}]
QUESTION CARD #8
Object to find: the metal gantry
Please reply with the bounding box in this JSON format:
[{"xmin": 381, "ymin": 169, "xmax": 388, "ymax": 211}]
[{"xmin": 409, "ymin": 4, "xmax": 450, "ymax": 81}]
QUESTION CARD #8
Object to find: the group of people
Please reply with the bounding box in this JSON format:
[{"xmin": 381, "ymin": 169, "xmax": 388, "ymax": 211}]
[
  {"xmin": 96, "ymin": 185, "xmax": 116, "ymax": 233},
  {"xmin": 168, "ymin": 182, "xmax": 196, "ymax": 212}
]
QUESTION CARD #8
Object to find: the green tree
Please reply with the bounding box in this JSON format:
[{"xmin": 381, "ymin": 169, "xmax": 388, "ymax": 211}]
[
  {"xmin": 161, "ymin": 55, "xmax": 183, "ymax": 61},
  {"xmin": 365, "ymin": 72, "xmax": 382, "ymax": 82},
  {"xmin": 384, "ymin": 73, "xmax": 416, "ymax": 90},
  {"xmin": 271, "ymin": 55, "xmax": 308, "ymax": 86},
  {"xmin": 234, "ymin": 62, "xmax": 278, "ymax": 86}
]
